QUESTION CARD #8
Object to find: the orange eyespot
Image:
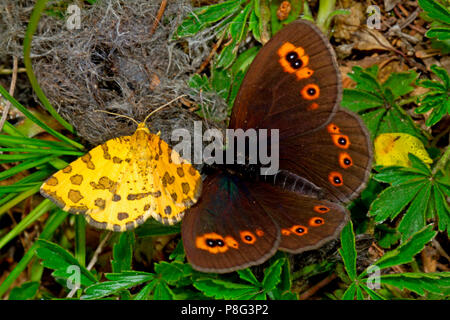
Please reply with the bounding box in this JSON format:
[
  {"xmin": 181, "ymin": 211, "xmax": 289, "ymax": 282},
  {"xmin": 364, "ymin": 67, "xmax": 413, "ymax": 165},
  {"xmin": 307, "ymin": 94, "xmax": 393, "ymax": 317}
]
[
  {"xmin": 309, "ymin": 217, "xmax": 325, "ymax": 227},
  {"xmin": 329, "ymin": 171, "xmax": 344, "ymax": 187},
  {"xmin": 339, "ymin": 152, "xmax": 353, "ymax": 169},
  {"xmin": 301, "ymin": 84, "xmax": 320, "ymax": 100},
  {"xmin": 307, "ymin": 102, "xmax": 319, "ymax": 110},
  {"xmin": 290, "ymin": 225, "xmax": 308, "ymax": 236},
  {"xmin": 281, "ymin": 228, "xmax": 291, "ymax": 236},
  {"xmin": 256, "ymin": 229, "xmax": 264, "ymax": 237},
  {"xmin": 195, "ymin": 233, "xmax": 228, "ymax": 254},
  {"xmin": 240, "ymin": 231, "xmax": 256, "ymax": 244},
  {"xmin": 327, "ymin": 123, "xmax": 340, "ymax": 134},
  {"xmin": 331, "ymin": 134, "xmax": 350, "ymax": 149},
  {"xmin": 314, "ymin": 205, "xmax": 330, "ymax": 213},
  {"xmin": 277, "ymin": 42, "xmax": 313, "ymax": 80}
]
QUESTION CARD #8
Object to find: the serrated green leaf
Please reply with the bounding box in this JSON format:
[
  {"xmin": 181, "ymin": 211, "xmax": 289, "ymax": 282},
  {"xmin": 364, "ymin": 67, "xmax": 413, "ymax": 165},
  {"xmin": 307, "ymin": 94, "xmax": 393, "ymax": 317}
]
[
  {"xmin": 342, "ymin": 282, "xmax": 357, "ymax": 300},
  {"xmin": 348, "ymin": 66, "xmax": 382, "ymax": 92},
  {"xmin": 35, "ymin": 239, "xmax": 97, "ymax": 287},
  {"xmin": 175, "ymin": 0, "xmax": 245, "ymax": 38},
  {"xmin": 153, "ymin": 279, "xmax": 174, "ymax": 300},
  {"xmin": 154, "ymin": 261, "xmax": 193, "ymax": 284},
  {"xmin": 418, "ymin": 0, "xmax": 450, "ymax": 25},
  {"xmin": 262, "ymin": 258, "xmax": 284, "ymax": 291},
  {"xmin": 431, "ymin": 64, "xmax": 450, "ymax": 88},
  {"xmin": 383, "ymin": 71, "xmax": 417, "ymax": 98},
  {"xmin": 8, "ymin": 281, "xmax": 39, "ymax": 300},
  {"xmin": 237, "ymin": 268, "xmax": 260, "ymax": 286},
  {"xmin": 379, "ymin": 272, "xmax": 450, "ymax": 296},
  {"xmin": 194, "ymin": 278, "xmax": 259, "ymax": 299},
  {"xmin": 111, "ymin": 232, "xmax": 134, "ymax": 273},
  {"xmin": 370, "ymin": 225, "xmax": 436, "ymax": 271},
  {"xmin": 341, "ymin": 89, "xmax": 384, "ymax": 112},
  {"xmin": 369, "ymin": 180, "xmax": 426, "ymax": 223},
  {"xmin": 82, "ymin": 272, "xmax": 154, "ymax": 300},
  {"xmin": 434, "ymin": 184, "xmax": 450, "ymax": 234},
  {"xmin": 359, "ymin": 284, "xmax": 386, "ymax": 300},
  {"xmin": 339, "ymin": 221, "xmax": 357, "ymax": 281},
  {"xmin": 398, "ymin": 182, "xmax": 432, "ymax": 240}
]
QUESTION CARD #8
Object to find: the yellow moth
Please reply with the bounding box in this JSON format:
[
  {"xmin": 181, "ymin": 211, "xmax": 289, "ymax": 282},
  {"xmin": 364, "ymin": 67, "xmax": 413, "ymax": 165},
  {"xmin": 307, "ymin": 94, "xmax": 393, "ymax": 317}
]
[{"xmin": 40, "ymin": 101, "xmax": 202, "ymax": 232}]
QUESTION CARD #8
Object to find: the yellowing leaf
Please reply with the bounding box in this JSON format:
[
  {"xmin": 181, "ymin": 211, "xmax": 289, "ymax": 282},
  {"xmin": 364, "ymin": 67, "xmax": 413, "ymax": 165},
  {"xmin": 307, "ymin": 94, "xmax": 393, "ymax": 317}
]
[
  {"xmin": 374, "ymin": 133, "xmax": 432, "ymax": 167},
  {"xmin": 40, "ymin": 123, "xmax": 202, "ymax": 232}
]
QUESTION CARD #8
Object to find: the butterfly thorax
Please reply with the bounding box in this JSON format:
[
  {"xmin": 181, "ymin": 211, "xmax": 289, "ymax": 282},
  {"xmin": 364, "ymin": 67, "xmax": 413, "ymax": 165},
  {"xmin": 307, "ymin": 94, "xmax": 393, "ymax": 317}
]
[{"xmin": 130, "ymin": 124, "xmax": 157, "ymax": 162}]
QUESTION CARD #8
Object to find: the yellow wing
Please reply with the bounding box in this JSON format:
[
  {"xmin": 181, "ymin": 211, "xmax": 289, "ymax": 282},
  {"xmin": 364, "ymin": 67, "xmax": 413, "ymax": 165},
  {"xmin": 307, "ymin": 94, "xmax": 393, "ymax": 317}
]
[{"xmin": 40, "ymin": 128, "xmax": 202, "ymax": 231}]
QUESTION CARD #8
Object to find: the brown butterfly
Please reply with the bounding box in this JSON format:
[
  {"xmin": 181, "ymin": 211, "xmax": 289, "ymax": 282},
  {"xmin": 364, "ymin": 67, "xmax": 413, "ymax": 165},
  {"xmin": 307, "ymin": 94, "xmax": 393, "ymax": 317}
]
[{"xmin": 181, "ymin": 20, "xmax": 372, "ymax": 273}]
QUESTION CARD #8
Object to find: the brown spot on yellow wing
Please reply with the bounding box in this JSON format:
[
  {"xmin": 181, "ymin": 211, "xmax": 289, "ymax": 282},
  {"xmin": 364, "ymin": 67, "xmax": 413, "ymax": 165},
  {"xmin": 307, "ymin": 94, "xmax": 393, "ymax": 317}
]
[
  {"xmin": 90, "ymin": 176, "xmax": 118, "ymax": 193},
  {"xmin": 94, "ymin": 198, "xmax": 106, "ymax": 209},
  {"xmin": 113, "ymin": 156, "xmax": 122, "ymax": 164},
  {"xmin": 46, "ymin": 176, "xmax": 58, "ymax": 186},
  {"xmin": 68, "ymin": 189, "xmax": 84, "ymax": 203},
  {"xmin": 101, "ymin": 144, "xmax": 111, "ymax": 160},
  {"xmin": 81, "ymin": 153, "xmax": 95, "ymax": 170},
  {"xmin": 70, "ymin": 174, "xmax": 83, "ymax": 185},
  {"xmin": 62, "ymin": 165, "xmax": 72, "ymax": 174},
  {"xmin": 112, "ymin": 194, "xmax": 121, "ymax": 202},
  {"xmin": 118, "ymin": 212, "xmax": 129, "ymax": 221},
  {"xmin": 176, "ymin": 167, "xmax": 185, "ymax": 177},
  {"xmin": 181, "ymin": 182, "xmax": 190, "ymax": 195}
]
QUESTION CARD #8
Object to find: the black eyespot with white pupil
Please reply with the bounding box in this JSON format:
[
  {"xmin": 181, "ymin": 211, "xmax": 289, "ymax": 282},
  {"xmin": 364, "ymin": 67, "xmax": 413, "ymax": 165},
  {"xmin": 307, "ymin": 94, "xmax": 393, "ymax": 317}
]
[
  {"xmin": 338, "ymin": 137, "xmax": 347, "ymax": 145},
  {"xmin": 206, "ymin": 239, "xmax": 216, "ymax": 247},
  {"xmin": 296, "ymin": 227, "xmax": 305, "ymax": 234},
  {"xmin": 286, "ymin": 51, "xmax": 298, "ymax": 62},
  {"xmin": 334, "ymin": 176, "xmax": 342, "ymax": 184},
  {"xmin": 315, "ymin": 219, "xmax": 323, "ymax": 225},
  {"xmin": 307, "ymin": 88, "xmax": 316, "ymax": 96},
  {"xmin": 344, "ymin": 158, "xmax": 351, "ymax": 165},
  {"xmin": 216, "ymin": 240, "xmax": 224, "ymax": 247},
  {"xmin": 245, "ymin": 235, "xmax": 253, "ymax": 241}
]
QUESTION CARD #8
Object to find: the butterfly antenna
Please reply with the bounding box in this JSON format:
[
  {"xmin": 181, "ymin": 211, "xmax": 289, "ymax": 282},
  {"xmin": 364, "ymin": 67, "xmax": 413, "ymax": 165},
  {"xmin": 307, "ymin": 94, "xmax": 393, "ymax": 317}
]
[
  {"xmin": 95, "ymin": 110, "xmax": 140, "ymax": 126},
  {"xmin": 143, "ymin": 95, "xmax": 187, "ymax": 125}
]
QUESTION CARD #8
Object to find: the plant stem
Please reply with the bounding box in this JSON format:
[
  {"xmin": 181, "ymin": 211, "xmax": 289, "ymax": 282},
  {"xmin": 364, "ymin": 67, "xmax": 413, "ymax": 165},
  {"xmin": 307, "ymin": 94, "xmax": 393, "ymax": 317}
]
[
  {"xmin": 432, "ymin": 145, "xmax": 449, "ymax": 176},
  {"xmin": 316, "ymin": 0, "xmax": 336, "ymax": 33}
]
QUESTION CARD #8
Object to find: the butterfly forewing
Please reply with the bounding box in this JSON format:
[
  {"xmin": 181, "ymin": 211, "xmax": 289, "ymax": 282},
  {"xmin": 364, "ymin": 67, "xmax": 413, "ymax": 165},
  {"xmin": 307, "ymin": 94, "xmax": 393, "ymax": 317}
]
[{"xmin": 230, "ymin": 20, "xmax": 341, "ymax": 138}]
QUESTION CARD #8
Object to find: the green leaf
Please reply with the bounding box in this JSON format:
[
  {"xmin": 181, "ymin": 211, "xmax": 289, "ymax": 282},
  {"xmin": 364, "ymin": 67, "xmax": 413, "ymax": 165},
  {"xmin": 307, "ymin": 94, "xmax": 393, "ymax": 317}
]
[
  {"xmin": 153, "ymin": 279, "xmax": 175, "ymax": 300},
  {"xmin": 134, "ymin": 220, "xmax": 180, "ymax": 237},
  {"xmin": 35, "ymin": 239, "xmax": 97, "ymax": 287},
  {"xmin": 418, "ymin": 0, "xmax": 450, "ymax": 25},
  {"xmin": 8, "ymin": 281, "xmax": 40, "ymax": 300},
  {"xmin": 370, "ymin": 225, "xmax": 436, "ymax": 272},
  {"xmin": 398, "ymin": 182, "xmax": 432, "ymax": 240},
  {"xmin": 379, "ymin": 272, "xmax": 450, "ymax": 296},
  {"xmin": 427, "ymin": 27, "xmax": 450, "ymax": 40},
  {"xmin": 193, "ymin": 278, "xmax": 259, "ymax": 299},
  {"xmin": 382, "ymin": 71, "xmax": 417, "ymax": 98},
  {"xmin": 237, "ymin": 268, "xmax": 260, "ymax": 286},
  {"xmin": 175, "ymin": 0, "xmax": 245, "ymax": 38},
  {"xmin": 431, "ymin": 64, "xmax": 450, "ymax": 88},
  {"xmin": 359, "ymin": 284, "xmax": 386, "ymax": 300},
  {"xmin": 111, "ymin": 232, "xmax": 134, "ymax": 273},
  {"xmin": 341, "ymin": 89, "xmax": 383, "ymax": 112},
  {"xmin": 434, "ymin": 184, "xmax": 450, "ymax": 234},
  {"xmin": 154, "ymin": 261, "xmax": 193, "ymax": 284},
  {"xmin": 339, "ymin": 221, "xmax": 357, "ymax": 281},
  {"xmin": 262, "ymin": 257, "xmax": 284, "ymax": 291},
  {"xmin": 82, "ymin": 272, "xmax": 154, "ymax": 300},
  {"xmin": 342, "ymin": 282, "xmax": 357, "ymax": 300},
  {"xmin": 369, "ymin": 180, "xmax": 426, "ymax": 223}
]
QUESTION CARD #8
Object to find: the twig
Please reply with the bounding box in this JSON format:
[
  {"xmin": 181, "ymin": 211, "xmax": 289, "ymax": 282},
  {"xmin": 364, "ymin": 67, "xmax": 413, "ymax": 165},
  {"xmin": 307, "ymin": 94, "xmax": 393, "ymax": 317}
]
[
  {"xmin": 298, "ymin": 273, "xmax": 337, "ymax": 300},
  {"xmin": 0, "ymin": 57, "xmax": 19, "ymax": 132},
  {"xmin": 150, "ymin": 0, "xmax": 168, "ymax": 37},
  {"xmin": 196, "ymin": 31, "xmax": 226, "ymax": 74}
]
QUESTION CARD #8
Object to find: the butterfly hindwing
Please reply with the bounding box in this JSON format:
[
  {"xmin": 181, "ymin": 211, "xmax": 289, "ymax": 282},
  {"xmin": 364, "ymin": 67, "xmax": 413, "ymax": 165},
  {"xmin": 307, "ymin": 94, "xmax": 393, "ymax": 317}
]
[
  {"xmin": 279, "ymin": 109, "xmax": 372, "ymax": 203},
  {"xmin": 182, "ymin": 173, "xmax": 280, "ymax": 273},
  {"xmin": 247, "ymin": 181, "xmax": 348, "ymax": 253}
]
